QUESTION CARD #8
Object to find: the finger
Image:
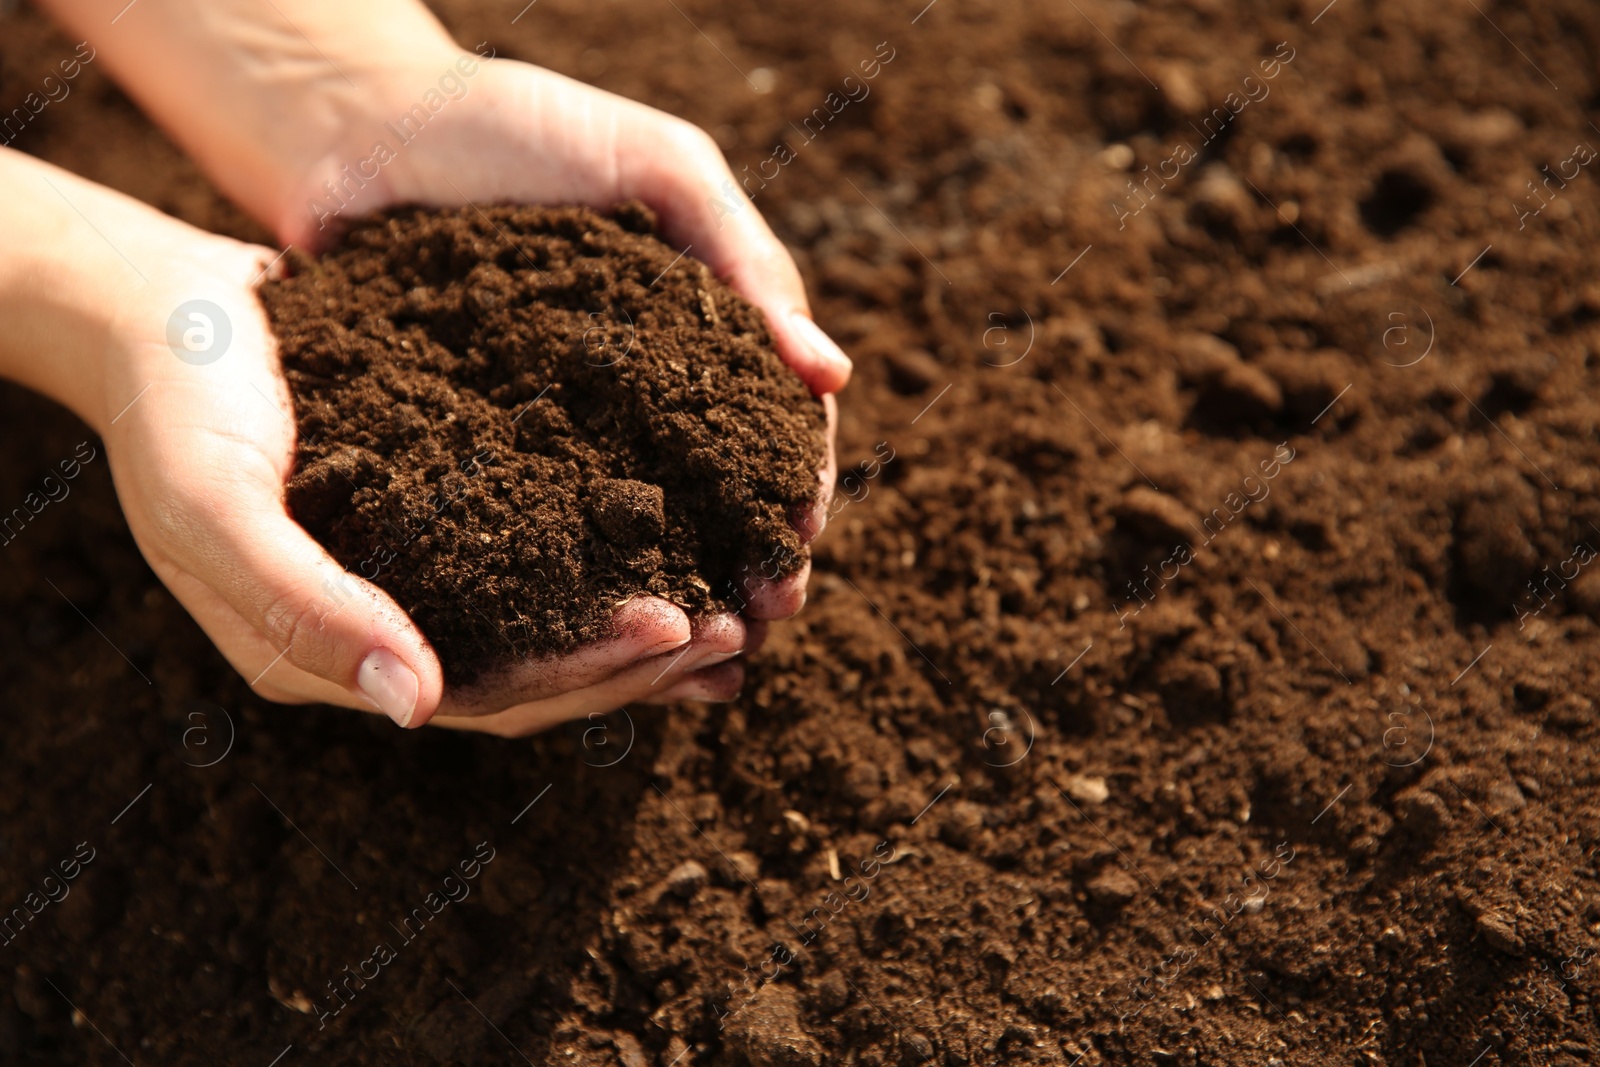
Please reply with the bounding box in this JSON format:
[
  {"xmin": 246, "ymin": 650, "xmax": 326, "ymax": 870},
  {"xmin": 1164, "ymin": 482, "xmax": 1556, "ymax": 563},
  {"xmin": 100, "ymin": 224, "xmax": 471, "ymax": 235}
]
[
  {"xmin": 791, "ymin": 393, "xmax": 839, "ymax": 543},
  {"xmin": 165, "ymin": 493, "xmax": 447, "ymax": 729},
  {"xmin": 433, "ymin": 612, "xmax": 747, "ymax": 735},
  {"xmin": 744, "ymin": 620, "xmax": 771, "ymax": 658},
  {"xmin": 444, "ymin": 596, "xmax": 691, "ymax": 715},
  {"xmin": 673, "ymin": 611, "xmax": 749, "ymax": 670},
  {"xmin": 643, "ymin": 661, "xmax": 746, "ymax": 705},
  {"xmin": 745, "ymin": 393, "xmax": 834, "ymax": 617},
  {"xmin": 741, "ymin": 557, "xmax": 811, "ymax": 621},
  {"xmin": 345, "ymin": 67, "xmax": 851, "ymax": 394}
]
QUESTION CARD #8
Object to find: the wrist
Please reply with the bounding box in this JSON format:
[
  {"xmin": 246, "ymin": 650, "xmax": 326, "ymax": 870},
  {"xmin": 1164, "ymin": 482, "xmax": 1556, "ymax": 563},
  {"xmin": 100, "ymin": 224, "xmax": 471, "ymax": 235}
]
[
  {"xmin": 0, "ymin": 151, "xmax": 136, "ymax": 432},
  {"xmin": 0, "ymin": 150, "xmax": 264, "ymax": 436}
]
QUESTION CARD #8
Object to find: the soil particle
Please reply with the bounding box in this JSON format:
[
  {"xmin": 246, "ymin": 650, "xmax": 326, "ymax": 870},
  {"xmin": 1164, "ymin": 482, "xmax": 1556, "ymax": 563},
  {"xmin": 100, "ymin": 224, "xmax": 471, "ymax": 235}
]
[
  {"xmin": 611, "ymin": 1032, "xmax": 650, "ymax": 1067},
  {"xmin": 1452, "ymin": 471, "xmax": 1543, "ymax": 606},
  {"xmin": 1060, "ymin": 773, "xmax": 1110, "ymax": 805},
  {"xmin": 663, "ymin": 859, "xmax": 709, "ymax": 899},
  {"xmin": 722, "ymin": 985, "xmax": 824, "ymax": 1067},
  {"xmin": 1173, "ymin": 332, "xmax": 1283, "ymax": 424},
  {"xmin": 902, "ymin": 1032, "xmax": 936, "ymax": 1064},
  {"xmin": 1085, "ymin": 867, "xmax": 1140, "ymax": 908},
  {"xmin": 1476, "ymin": 912, "xmax": 1527, "ymax": 957},
  {"xmin": 882, "ymin": 348, "xmax": 946, "ymax": 394},
  {"xmin": 1393, "ymin": 787, "xmax": 1452, "ymax": 839},
  {"xmin": 940, "ymin": 800, "xmax": 988, "ymax": 850},
  {"xmin": 1114, "ymin": 487, "xmax": 1198, "ymax": 545}
]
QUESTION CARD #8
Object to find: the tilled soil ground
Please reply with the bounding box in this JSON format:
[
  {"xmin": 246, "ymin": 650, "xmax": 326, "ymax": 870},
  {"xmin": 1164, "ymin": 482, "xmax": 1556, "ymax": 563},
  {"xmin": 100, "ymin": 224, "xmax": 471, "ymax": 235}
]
[{"xmin": 4, "ymin": 0, "xmax": 1600, "ymax": 1064}]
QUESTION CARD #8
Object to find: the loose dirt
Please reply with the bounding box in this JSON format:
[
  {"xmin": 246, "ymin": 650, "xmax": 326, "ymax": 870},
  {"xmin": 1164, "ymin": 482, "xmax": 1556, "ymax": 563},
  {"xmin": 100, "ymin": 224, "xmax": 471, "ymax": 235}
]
[{"xmin": 261, "ymin": 204, "xmax": 824, "ymax": 684}]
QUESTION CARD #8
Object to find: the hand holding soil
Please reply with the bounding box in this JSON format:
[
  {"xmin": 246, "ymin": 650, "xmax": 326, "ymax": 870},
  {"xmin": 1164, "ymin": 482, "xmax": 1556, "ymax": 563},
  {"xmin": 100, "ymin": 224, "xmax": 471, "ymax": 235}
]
[
  {"xmin": 13, "ymin": 0, "xmax": 1600, "ymax": 1061},
  {"xmin": 264, "ymin": 203, "xmax": 833, "ymax": 727},
  {"xmin": 2, "ymin": 0, "xmax": 850, "ymax": 734}
]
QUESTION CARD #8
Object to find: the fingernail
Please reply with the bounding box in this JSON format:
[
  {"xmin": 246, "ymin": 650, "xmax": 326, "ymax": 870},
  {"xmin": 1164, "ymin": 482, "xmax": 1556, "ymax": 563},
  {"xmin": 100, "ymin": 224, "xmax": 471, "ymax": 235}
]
[
  {"xmin": 358, "ymin": 648, "xmax": 419, "ymax": 727},
  {"xmin": 789, "ymin": 312, "xmax": 854, "ymax": 384}
]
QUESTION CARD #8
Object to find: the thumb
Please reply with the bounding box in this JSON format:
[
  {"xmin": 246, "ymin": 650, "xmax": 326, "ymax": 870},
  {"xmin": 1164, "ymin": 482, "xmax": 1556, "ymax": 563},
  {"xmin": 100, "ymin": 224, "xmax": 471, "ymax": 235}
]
[{"xmin": 187, "ymin": 499, "xmax": 446, "ymax": 728}]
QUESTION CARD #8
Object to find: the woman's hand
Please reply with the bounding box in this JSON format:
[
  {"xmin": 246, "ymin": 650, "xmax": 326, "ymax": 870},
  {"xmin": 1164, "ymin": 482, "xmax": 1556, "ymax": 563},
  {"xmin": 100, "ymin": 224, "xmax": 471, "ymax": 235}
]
[
  {"xmin": 278, "ymin": 52, "xmax": 849, "ymax": 732},
  {"xmin": 287, "ymin": 48, "xmax": 846, "ymax": 655},
  {"xmin": 23, "ymin": 1, "xmax": 850, "ymax": 734},
  {"xmin": 0, "ymin": 150, "xmax": 761, "ymax": 734}
]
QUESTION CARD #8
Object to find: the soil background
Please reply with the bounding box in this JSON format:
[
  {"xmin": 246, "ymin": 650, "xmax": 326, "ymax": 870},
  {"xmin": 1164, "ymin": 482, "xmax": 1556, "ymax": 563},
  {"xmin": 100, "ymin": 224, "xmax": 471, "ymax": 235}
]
[{"xmin": 3, "ymin": 1, "xmax": 1600, "ymax": 1065}]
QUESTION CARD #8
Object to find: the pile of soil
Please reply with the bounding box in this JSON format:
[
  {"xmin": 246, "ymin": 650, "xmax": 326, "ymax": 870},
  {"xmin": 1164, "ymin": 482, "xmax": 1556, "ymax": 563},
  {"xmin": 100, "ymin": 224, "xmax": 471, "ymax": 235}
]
[
  {"xmin": 262, "ymin": 204, "xmax": 825, "ymax": 683},
  {"xmin": 6, "ymin": 0, "xmax": 1600, "ymax": 1065}
]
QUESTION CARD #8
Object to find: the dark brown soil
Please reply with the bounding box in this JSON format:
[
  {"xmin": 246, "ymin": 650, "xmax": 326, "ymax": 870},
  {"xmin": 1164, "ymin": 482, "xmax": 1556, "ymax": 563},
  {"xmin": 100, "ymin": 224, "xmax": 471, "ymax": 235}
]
[
  {"xmin": 261, "ymin": 204, "xmax": 825, "ymax": 683},
  {"xmin": 6, "ymin": 1, "xmax": 1600, "ymax": 1065}
]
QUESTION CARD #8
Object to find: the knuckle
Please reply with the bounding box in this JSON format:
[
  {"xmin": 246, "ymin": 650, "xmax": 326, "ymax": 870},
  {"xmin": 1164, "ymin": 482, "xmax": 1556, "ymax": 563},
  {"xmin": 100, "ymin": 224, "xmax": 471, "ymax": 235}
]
[
  {"xmin": 665, "ymin": 121, "xmax": 724, "ymax": 168},
  {"xmin": 258, "ymin": 589, "xmax": 327, "ymax": 666}
]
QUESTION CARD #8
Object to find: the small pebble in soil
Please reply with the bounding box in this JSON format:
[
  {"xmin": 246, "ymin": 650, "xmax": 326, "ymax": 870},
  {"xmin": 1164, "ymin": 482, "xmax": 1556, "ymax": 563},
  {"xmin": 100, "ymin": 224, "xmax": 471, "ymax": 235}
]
[
  {"xmin": 1086, "ymin": 867, "xmax": 1140, "ymax": 907},
  {"xmin": 1061, "ymin": 772, "xmax": 1110, "ymax": 805},
  {"xmin": 1476, "ymin": 911, "xmax": 1526, "ymax": 956},
  {"xmin": 663, "ymin": 860, "xmax": 709, "ymax": 899}
]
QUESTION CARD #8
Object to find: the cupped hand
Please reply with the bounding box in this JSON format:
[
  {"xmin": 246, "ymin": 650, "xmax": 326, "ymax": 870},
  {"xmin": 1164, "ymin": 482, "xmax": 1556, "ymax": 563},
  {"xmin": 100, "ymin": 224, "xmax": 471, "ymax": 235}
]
[
  {"xmin": 16, "ymin": 33, "xmax": 848, "ymax": 736},
  {"xmin": 60, "ymin": 177, "xmax": 754, "ymax": 734},
  {"xmin": 262, "ymin": 48, "xmax": 847, "ymax": 728}
]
